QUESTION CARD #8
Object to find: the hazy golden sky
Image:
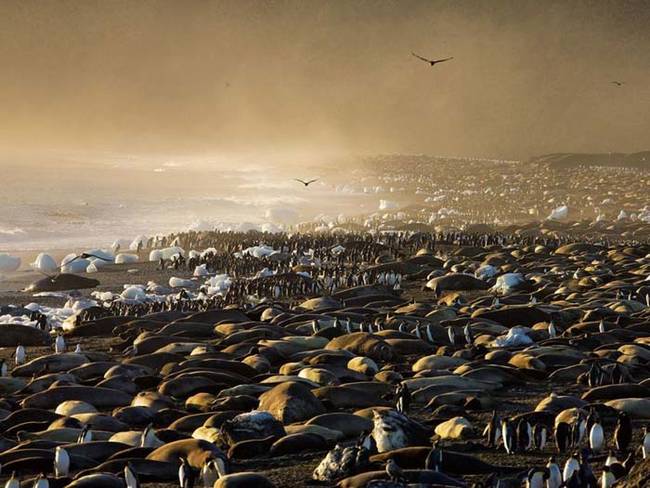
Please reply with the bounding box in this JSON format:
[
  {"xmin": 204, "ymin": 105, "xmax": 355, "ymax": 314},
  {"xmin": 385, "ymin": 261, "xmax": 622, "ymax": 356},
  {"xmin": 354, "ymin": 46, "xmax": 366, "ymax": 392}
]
[{"xmin": 1, "ymin": 0, "xmax": 649, "ymax": 160}]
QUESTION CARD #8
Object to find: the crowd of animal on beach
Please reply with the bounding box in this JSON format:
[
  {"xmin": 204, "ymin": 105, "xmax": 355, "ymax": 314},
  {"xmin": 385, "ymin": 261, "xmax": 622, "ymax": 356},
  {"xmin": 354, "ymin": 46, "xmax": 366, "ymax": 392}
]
[{"xmin": 0, "ymin": 217, "xmax": 649, "ymax": 488}]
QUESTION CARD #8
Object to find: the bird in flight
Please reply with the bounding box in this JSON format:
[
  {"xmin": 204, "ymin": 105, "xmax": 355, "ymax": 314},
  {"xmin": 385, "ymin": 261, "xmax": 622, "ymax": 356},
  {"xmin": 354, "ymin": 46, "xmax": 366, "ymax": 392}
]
[
  {"xmin": 411, "ymin": 52, "xmax": 454, "ymax": 67},
  {"xmin": 294, "ymin": 178, "xmax": 319, "ymax": 187},
  {"xmin": 611, "ymin": 81, "xmax": 625, "ymax": 86}
]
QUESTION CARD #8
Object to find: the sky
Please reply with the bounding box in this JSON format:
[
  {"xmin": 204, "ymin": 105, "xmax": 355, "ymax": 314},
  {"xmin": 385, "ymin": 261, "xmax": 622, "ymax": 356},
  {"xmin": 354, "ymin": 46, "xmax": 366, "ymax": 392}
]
[{"xmin": 1, "ymin": 0, "xmax": 649, "ymax": 162}]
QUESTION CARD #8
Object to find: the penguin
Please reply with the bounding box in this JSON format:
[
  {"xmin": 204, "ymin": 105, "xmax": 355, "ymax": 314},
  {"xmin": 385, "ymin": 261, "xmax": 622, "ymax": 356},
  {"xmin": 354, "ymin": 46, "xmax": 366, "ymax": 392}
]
[
  {"xmin": 5, "ymin": 472, "xmax": 19, "ymax": 488},
  {"xmin": 546, "ymin": 457, "xmax": 562, "ymax": 488},
  {"xmin": 598, "ymin": 320, "xmax": 606, "ymax": 333},
  {"xmin": 622, "ymin": 450, "xmax": 635, "ymax": 474},
  {"xmin": 77, "ymin": 424, "xmax": 92, "ymax": 444},
  {"xmin": 533, "ymin": 423, "xmax": 547, "ymax": 451},
  {"xmin": 311, "ymin": 320, "xmax": 320, "ymax": 334},
  {"xmin": 200, "ymin": 458, "xmax": 219, "ymax": 488},
  {"xmin": 414, "ymin": 324, "xmax": 422, "ymax": 340},
  {"xmin": 124, "ymin": 462, "xmax": 140, "ymax": 488},
  {"xmin": 54, "ymin": 332, "xmax": 65, "ymax": 354},
  {"xmin": 483, "ymin": 410, "xmax": 501, "ymax": 448},
  {"xmin": 614, "ymin": 412, "xmax": 632, "ymax": 452},
  {"xmin": 32, "ymin": 475, "xmax": 48, "ymax": 488},
  {"xmin": 548, "ymin": 321, "xmax": 557, "ymax": 338},
  {"xmin": 525, "ymin": 468, "xmax": 545, "ymax": 488},
  {"xmin": 344, "ymin": 318, "xmax": 352, "ymax": 334},
  {"xmin": 464, "ymin": 323, "xmax": 474, "ymax": 345},
  {"xmin": 54, "ymin": 446, "xmax": 70, "ymax": 477},
  {"xmin": 15, "ymin": 345, "xmax": 26, "ymax": 366},
  {"xmin": 502, "ymin": 419, "xmax": 516, "ymax": 455},
  {"xmin": 579, "ymin": 450, "xmax": 597, "ymax": 487},
  {"xmin": 424, "ymin": 442, "xmax": 443, "ymax": 472},
  {"xmin": 124, "ymin": 462, "xmax": 139, "ymax": 488},
  {"xmin": 447, "ymin": 326, "xmax": 457, "ymax": 347},
  {"xmin": 563, "ymin": 453, "xmax": 580, "ymax": 482},
  {"xmin": 179, "ymin": 455, "xmax": 195, "ymax": 488},
  {"xmin": 385, "ymin": 458, "xmax": 404, "ymax": 482},
  {"xmin": 600, "ymin": 466, "xmax": 615, "ymax": 488},
  {"xmin": 642, "ymin": 425, "xmax": 650, "ymax": 459},
  {"xmin": 0, "ymin": 359, "xmax": 8, "ymax": 377},
  {"xmin": 572, "ymin": 415, "xmax": 587, "ymax": 447},
  {"xmin": 517, "ymin": 418, "xmax": 532, "ymax": 452},
  {"xmin": 140, "ymin": 423, "xmax": 157, "ymax": 448},
  {"xmin": 74, "ymin": 343, "xmax": 82, "ymax": 353},
  {"xmin": 589, "ymin": 417, "xmax": 604, "ymax": 453},
  {"xmin": 555, "ymin": 421, "xmax": 571, "ymax": 454},
  {"xmin": 425, "ymin": 324, "xmax": 435, "ymax": 343},
  {"xmin": 605, "ymin": 451, "xmax": 618, "ymax": 467},
  {"xmin": 395, "ymin": 383, "xmax": 410, "ymax": 414}
]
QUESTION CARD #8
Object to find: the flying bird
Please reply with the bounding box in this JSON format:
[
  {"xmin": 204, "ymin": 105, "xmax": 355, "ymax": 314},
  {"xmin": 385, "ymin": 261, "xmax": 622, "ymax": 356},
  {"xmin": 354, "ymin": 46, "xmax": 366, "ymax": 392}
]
[
  {"xmin": 611, "ymin": 81, "xmax": 625, "ymax": 86},
  {"xmin": 411, "ymin": 52, "xmax": 454, "ymax": 66},
  {"xmin": 294, "ymin": 178, "xmax": 319, "ymax": 187}
]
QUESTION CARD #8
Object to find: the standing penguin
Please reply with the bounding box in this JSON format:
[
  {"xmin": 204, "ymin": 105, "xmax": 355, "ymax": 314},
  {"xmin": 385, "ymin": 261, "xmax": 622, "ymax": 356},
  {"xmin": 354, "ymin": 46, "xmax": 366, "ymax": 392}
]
[
  {"xmin": 447, "ymin": 326, "xmax": 457, "ymax": 347},
  {"xmin": 5, "ymin": 472, "xmax": 19, "ymax": 488},
  {"xmin": 179, "ymin": 456, "xmax": 195, "ymax": 488},
  {"xmin": 614, "ymin": 412, "xmax": 632, "ymax": 452},
  {"xmin": 533, "ymin": 423, "xmax": 547, "ymax": 451},
  {"xmin": 589, "ymin": 417, "xmax": 604, "ymax": 453},
  {"xmin": 463, "ymin": 323, "xmax": 474, "ymax": 346},
  {"xmin": 54, "ymin": 332, "xmax": 65, "ymax": 354},
  {"xmin": 15, "ymin": 345, "xmax": 26, "ymax": 366},
  {"xmin": 517, "ymin": 418, "xmax": 532, "ymax": 452},
  {"xmin": 483, "ymin": 410, "xmax": 501, "ymax": 448},
  {"xmin": 77, "ymin": 424, "xmax": 92, "ymax": 444},
  {"xmin": 0, "ymin": 359, "xmax": 7, "ymax": 377},
  {"xmin": 642, "ymin": 426, "xmax": 650, "ymax": 459},
  {"xmin": 502, "ymin": 419, "xmax": 516, "ymax": 455},
  {"xmin": 525, "ymin": 468, "xmax": 545, "ymax": 488},
  {"xmin": 555, "ymin": 421, "xmax": 571, "ymax": 454},
  {"xmin": 546, "ymin": 457, "xmax": 562, "ymax": 488},
  {"xmin": 124, "ymin": 463, "xmax": 139, "ymax": 488},
  {"xmin": 200, "ymin": 458, "xmax": 219, "ymax": 488},
  {"xmin": 600, "ymin": 465, "xmax": 615, "ymax": 488},
  {"xmin": 32, "ymin": 475, "xmax": 48, "ymax": 488},
  {"xmin": 424, "ymin": 442, "xmax": 443, "ymax": 472},
  {"xmin": 54, "ymin": 446, "xmax": 70, "ymax": 477},
  {"xmin": 395, "ymin": 383, "xmax": 410, "ymax": 414},
  {"xmin": 563, "ymin": 452, "xmax": 580, "ymax": 483}
]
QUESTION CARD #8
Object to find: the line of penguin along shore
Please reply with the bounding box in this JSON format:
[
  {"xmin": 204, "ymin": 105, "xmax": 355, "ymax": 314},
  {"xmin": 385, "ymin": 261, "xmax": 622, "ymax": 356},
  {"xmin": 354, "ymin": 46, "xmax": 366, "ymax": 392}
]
[{"xmin": 0, "ymin": 227, "xmax": 649, "ymax": 488}]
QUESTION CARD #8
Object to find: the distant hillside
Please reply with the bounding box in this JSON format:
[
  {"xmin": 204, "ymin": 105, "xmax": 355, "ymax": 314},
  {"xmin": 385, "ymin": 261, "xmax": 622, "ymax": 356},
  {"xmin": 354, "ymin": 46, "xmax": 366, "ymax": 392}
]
[{"xmin": 530, "ymin": 151, "xmax": 650, "ymax": 169}]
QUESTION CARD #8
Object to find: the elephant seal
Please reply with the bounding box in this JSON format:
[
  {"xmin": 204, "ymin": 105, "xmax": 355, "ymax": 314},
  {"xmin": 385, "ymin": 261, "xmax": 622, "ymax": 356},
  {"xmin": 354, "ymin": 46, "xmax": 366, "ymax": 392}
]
[
  {"xmin": 146, "ymin": 438, "xmax": 226, "ymax": 469},
  {"xmin": 215, "ymin": 472, "xmax": 276, "ymax": 488},
  {"xmin": 0, "ymin": 324, "xmax": 51, "ymax": 346},
  {"xmin": 257, "ymin": 381, "xmax": 326, "ymax": 424},
  {"xmin": 24, "ymin": 273, "xmax": 100, "ymax": 292},
  {"xmin": 21, "ymin": 386, "xmax": 133, "ymax": 409},
  {"xmin": 325, "ymin": 333, "xmax": 394, "ymax": 361}
]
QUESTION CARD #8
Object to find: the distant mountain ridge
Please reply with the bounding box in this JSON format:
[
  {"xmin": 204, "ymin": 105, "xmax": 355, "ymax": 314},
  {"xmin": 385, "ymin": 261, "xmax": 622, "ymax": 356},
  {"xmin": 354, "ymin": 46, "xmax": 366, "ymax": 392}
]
[{"xmin": 530, "ymin": 151, "xmax": 650, "ymax": 169}]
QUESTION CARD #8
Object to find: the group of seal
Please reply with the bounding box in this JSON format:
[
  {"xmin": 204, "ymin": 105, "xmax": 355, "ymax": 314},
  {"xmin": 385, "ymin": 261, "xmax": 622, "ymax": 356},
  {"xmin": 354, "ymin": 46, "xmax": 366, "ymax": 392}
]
[{"xmin": 1, "ymin": 226, "xmax": 650, "ymax": 488}]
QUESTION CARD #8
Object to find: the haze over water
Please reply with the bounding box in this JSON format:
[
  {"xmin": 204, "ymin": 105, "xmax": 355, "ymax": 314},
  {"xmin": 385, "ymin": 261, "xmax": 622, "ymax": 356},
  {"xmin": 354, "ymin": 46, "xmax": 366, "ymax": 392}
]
[{"xmin": 1, "ymin": 0, "xmax": 650, "ymax": 249}]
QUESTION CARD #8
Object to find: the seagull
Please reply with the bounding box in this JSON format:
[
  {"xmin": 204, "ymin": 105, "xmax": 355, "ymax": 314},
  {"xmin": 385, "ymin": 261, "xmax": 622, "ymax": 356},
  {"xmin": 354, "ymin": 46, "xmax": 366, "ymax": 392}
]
[
  {"xmin": 411, "ymin": 52, "xmax": 454, "ymax": 66},
  {"xmin": 611, "ymin": 81, "xmax": 625, "ymax": 86},
  {"xmin": 294, "ymin": 178, "xmax": 318, "ymax": 187}
]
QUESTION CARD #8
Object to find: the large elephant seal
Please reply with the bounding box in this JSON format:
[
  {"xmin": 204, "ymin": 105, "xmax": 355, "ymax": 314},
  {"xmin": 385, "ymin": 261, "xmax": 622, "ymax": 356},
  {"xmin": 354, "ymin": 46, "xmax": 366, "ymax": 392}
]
[
  {"xmin": 215, "ymin": 472, "xmax": 276, "ymax": 488},
  {"xmin": 146, "ymin": 438, "xmax": 225, "ymax": 469},
  {"xmin": 21, "ymin": 386, "xmax": 133, "ymax": 409},
  {"xmin": 0, "ymin": 323, "xmax": 51, "ymax": 347},
  {"xmin": 325, "ymin": 333, "xmax": 394, "ymax": 361},
  {"xmin": 24, "ymin": 273, "xmax": 100, "ymax": 292},
  {"xmin": 258, "ymin": 381, "xmax": 325, "ymax": 424}
]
